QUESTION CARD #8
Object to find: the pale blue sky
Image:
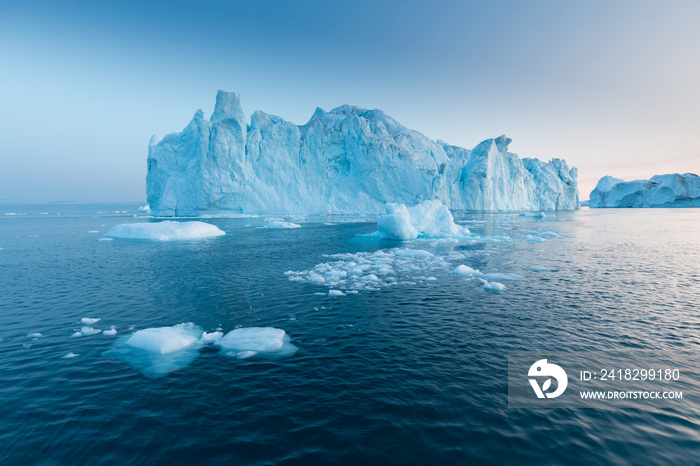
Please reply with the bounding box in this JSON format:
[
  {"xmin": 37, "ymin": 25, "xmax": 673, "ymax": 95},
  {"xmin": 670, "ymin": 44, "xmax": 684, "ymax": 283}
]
[{"xmin": 1, "ymin": 0, "xmax": 698, "ymax": 202}]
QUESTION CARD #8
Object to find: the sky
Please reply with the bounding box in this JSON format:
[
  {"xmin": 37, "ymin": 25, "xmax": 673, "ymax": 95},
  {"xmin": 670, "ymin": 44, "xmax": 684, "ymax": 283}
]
[{"xmin": 1, "ymin": 0, "xmax": 698, "ymax": 202}]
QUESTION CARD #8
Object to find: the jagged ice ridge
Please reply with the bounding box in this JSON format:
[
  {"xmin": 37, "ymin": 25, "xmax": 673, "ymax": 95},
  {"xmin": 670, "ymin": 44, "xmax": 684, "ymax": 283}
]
[{"xmin": 147, "ymin": 91, "xmax": 579, "ymax": 216}]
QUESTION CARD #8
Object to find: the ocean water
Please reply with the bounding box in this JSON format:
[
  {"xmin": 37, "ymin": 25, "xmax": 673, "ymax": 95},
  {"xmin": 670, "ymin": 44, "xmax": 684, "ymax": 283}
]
[{"xmin": 1, "ymin": 204, "xmax": 699, "ymax": 464}]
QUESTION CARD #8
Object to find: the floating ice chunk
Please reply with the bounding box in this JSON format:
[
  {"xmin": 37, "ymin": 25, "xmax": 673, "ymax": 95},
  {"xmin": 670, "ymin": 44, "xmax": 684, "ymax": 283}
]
[
  {"xmin": 307, "ymin": 273, "xmax": 326, "ymax": 285},
  {"xmin": 519, "ymin": 212, "xmax": 546, "ymax": 218},
  {"xmin": 103, "ymin": 323, "xmax": 204, "ymax": 378},
  {"xmin": 138, "ymin": 204, "xmax": 151, "ymax": 213},
  {"xmin": 531, "ymin": 266, "xmax": 551, "ymax": 272},
  {"xmin": 81, "ymin": 327, "xmax": 102, "ymax": 336},
  {"xmin": 393, "ymin": 249, "xmax": 433, "ymax": 258},
  {"xmin": 378, "ymin": 200, "xmax": 469, "ymax": 240},
  {"xmin": 538, "ymin": 231, "xmax": 559, "ymax": 238},
  {"xmin": 199, "ymin": 331, "xmax": 223, "ymax": 343},
  {"xmin": 479, "ymin": 278, "xmax": 506, "ymax": 292},
  {"xmin": 481, "ymin": 273, "xmax": 524, "ymax": 281},
  {"xmin": 452, "ymin": 265, "xmax": 483, "ymax": 277},
  {"xmin": 288, "ymin": 247, "xmax": 449, "ymax": 293},
  {"xmin": 236, "ymin": 350, "xmax": 258, "ymax": 359},
  {"xmin": 81, "ymin": 317, "xmax": 101, "ymax": 325},
  {"xmin": 525, "ymin": 235, "xmax": 546, "ymax": 242},
  {"xmin": 106, "ymin": 221, "xmax": 225, "ymax": 241},
  {"xmin": 126, "ymin": 323, "xmax": 202, "ymax": 354},
  {"xmin": 61, "ymin": 352, "xmax": 79, "ymax": 359},
  {"xmin": 88, "ymin": 230, "xmax": 100, "ymax": 234},
  {"xmin": 215, "ymin": 327, "xmax": 298, "ymax": 359},
  {"xmin": 99, "ymin": 238, "xmax": 114, "ymax": 241},
  {"xmin": 71, "ymin": 331, "xmax": 83, "ymax": 338},
  {"xmin": 328, "ymin": 290, "xmax": 346, "ymax": 297},
  {"xmin": 27, "ymin": 332, "xmax": 42, "ymax": 339},
  {"xmin": 103, "ymin": 328, "xmax": 117, "ymax": 336},
  {"xmin": 260, "ymin": 221, "xmax": 301, "ymax": 229}
]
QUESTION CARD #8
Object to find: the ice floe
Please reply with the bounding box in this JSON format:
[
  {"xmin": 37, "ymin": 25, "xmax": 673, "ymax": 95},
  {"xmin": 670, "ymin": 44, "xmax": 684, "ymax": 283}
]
[
  {"xmin": 27, "ymin": 332, "xmax": 42, "ymax": 339},
  {"xmin": 328, "ymin": 290, "xmax": 345, "ymax": 297},
  {"xmin": 103, "ymin": 327, "xmax": 117, "ymax": 336},
  {"xmin": 525, "ymin": 235, "xmax": 547, "ymax": 243},
  {"xmin": 103, "ymin": 323, "xmax": 204, "ymax": 378},
  {"xmin": 530, "ymin": 266, "xmax": 551, "ymax": 272},
  {"xmin": 80, "ymin": 327, "xmax": 102, "ymax": 336},
  {"xmin": 286, "ymin": 248, "xmax": 449, "ymax": 292},
  {"xmin": 105, "ymin": 221, "xmax": 225, "ymax": 241},
  {"xmin": 214, "ymin": 327, "xmax": 298, "ymax": 360},
  {"xmin": 61, "ymin": 352, "xmax": 80, "ymax": 359},
  {"xmin": 125, "ymin": 323, "xmax": 203, "ymax": 354},
  {"xmin": 260, "ymin": 220, "xmax": 301, "ymax": 229},
  {"xmin": 481, "ymin": 273, "xmax": 524, "ymax": 281},
  {"xmin": 103, "ymin": 323, "xmax": 296, "ymax": 377},
  {"xmin": 81, "ymin": 317, "xmax": 101, "ymax": 325},
  {"xmin": 452, "ymin": 265, "xmax": 483, "ymax": 277},
  {"xmin": 479, "ymin": 278, "xmax": 507, "ymax": 292}
]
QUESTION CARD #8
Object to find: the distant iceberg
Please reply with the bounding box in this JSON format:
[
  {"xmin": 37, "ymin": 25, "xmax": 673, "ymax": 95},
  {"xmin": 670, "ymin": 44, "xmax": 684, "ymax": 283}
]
[
  {"xmin": 589, "ymin": 173, "xmax": 700, "ymax": 208},
  {"xmin": 105, "ymin": 221, "xmax": 225, "ymax": 240},
  {"xmin": 146, "ymin": 91, "xmax": 579, "ymax": 216}
]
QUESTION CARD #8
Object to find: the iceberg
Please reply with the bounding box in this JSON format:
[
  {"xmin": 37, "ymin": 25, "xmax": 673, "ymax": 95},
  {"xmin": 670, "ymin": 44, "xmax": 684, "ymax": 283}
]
[
  {"xmin": 377, "ymin": 200, "xmax": 467, "ymax": 240},
  {"xmin": 147, "ymin": 91, "xmax": 579, "ymax": 216},
  {"xmin": 589, "ymin": 173, "xmax": 700, "ymax": 208},
  {"xmin": 105, "ymin": 221, "xmax": 225, "ymax": 241}
]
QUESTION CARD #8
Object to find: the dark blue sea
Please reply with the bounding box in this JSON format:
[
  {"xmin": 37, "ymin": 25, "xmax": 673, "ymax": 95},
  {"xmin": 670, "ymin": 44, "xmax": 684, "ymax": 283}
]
[{"xmin": 1, "ymin": 203, "xmax": 699, "ymax": 465}]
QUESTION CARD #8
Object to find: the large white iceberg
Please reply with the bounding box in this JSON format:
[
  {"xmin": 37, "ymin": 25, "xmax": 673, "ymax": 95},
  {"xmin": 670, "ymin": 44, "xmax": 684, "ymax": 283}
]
[
  {"xmin": 588, "ymin": 173, "xmax": 700, "ymax": 208},
  {"xmin": 147, "ymin": 91, "xmax": 579, "ymax": 216},
  {"xmin": 105, "ymin": 221, "xmax": 225, "ymax": 240}
]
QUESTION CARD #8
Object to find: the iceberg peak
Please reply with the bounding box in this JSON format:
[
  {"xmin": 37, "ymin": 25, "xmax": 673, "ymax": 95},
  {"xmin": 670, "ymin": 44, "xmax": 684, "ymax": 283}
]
[
  {"xmin": 494, "ymin": 134, "xmax": 512, "ymax": 152},
  {"xmin": 147, "ymin": 91, "xmax": 579, "ymax": 215},
  {"xmin": 210, "ymin": 90, "xmax": 245, "ymax": 124}
]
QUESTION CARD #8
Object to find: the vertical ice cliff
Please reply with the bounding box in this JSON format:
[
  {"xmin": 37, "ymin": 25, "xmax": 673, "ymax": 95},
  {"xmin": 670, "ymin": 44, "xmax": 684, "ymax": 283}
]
[{"xmin": 147, "ymin": 91, "xmax": 579, "ymax": 215}]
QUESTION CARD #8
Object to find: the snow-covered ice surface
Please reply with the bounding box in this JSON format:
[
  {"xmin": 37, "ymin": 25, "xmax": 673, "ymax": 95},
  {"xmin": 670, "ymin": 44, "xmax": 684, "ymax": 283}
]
[
  {"xmin": 589, "ymin": 173, "xmax": 700, "ymax": 208},
  {"xmin": 105, "ymin": 221, "xmax": 225, "ymax": 241},
  {"xmin": 147, "ymin": 91, "xmax": 579, "ymax": 216}
]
